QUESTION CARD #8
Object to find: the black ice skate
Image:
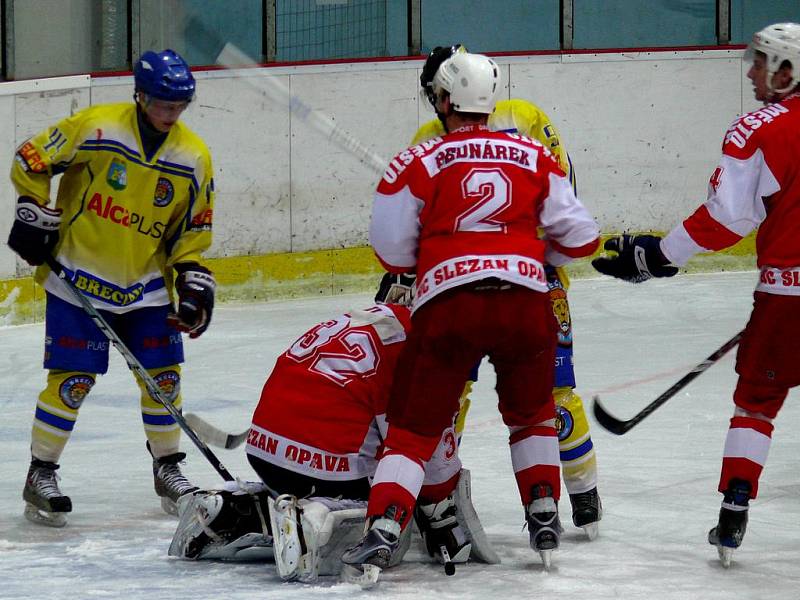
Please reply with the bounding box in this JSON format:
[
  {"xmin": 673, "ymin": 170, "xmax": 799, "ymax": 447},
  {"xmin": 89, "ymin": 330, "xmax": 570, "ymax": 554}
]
[
  {"xmin": 23, "ymin": 458, "xmax": 72, "ymax": 527},
  {"xmin": 341, "ymin": 505, "xmax": 404, "ymax": 585},
  {"xmin": 525, "ymin": 483, "xmax": 563, "ymax": 569},
  {"xmin": 415, "ymin": 495, "xmax": 472, "ymax": 574},
  {"xmin": 708, "ymin": 479, "xmax": 751, "ymax": 568},
  {"xmin": 569, "ymin": 487, "xmax": 602, "ymax": 540},
  {"xmin": 149, "ymin": 443, "xmax": 199, "ymax": 516}
]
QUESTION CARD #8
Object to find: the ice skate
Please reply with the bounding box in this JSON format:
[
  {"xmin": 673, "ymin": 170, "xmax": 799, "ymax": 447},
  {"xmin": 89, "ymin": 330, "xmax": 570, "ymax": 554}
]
[
  {"xmin": 150, "ymin": 444, "xmax": 199, "ymax": 516},
  {"xmin": 708, "ymin": 479, "xmax": 750, "ymax": 568},
  {"xmin": 22, "ymin": 458, "xmax": 72, "ymax": 527},
  {"xmin": 341, "ymin": 505, "xmax": 404, "ymax": 586},
  {"xmin": 569, "ymin": 487, "xmax": 602, "ymax": 540},
  {"xmin": 23, "ymin": 459, "xmax": 72, "ymax": 527},
  {"xmin": 525, "ymin": 484, "xmax": 562, "ymax": 569},
  {"xmin": 415, "ymin": 495, "xmax": 471, "ymax": 575}
]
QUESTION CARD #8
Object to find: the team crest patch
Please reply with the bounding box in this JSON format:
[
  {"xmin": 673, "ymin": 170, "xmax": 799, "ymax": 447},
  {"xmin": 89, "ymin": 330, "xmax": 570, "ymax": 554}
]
[
  {"xmin": 151, "ymin": 370, "xmax": 180, "ymax": 402},
  {"xmin": 154, "ymin": 177, "xmax": 174, "ymax": 207},
  {"xmin": 59, "ymin": 375, "xmax": 95, "ymax": 409},
  {"xmin": 555, "ymin": 406, "xmax": 574, "ymax": 442},
  {"xmin": 107, "ymin": 159, "xmax": 127, "ymax": 190}
]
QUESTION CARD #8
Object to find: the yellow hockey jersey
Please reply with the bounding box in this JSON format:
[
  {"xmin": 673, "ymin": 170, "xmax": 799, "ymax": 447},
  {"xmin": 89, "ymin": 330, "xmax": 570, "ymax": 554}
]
[
  {"xmin": 411, "ymin": 98, "xmax": 575, "ymax": 190},
  {"xmin": 11, "ymin": 103, "xmax": 215, "ymax": 313}
]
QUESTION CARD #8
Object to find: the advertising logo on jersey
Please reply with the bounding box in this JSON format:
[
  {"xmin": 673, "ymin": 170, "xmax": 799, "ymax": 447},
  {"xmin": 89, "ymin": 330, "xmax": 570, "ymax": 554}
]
[
  {"xmin": 86, "ymin": 192, "xmax": 167, "ymax": 239},
  {"xmin": 188, "ymin": 208, "xmax": 213, "ymax": 232},
  {"xmin": 107, "ymin": 158, "xmax": 128, "ymax": 190},
  {"xmin": 151, "ymin": 370, "xmax": 180, "ymax": 403},
  {"xmin": 59, "ymin": 374, "xmax": 95, "ymax": 409},
  {"xmin": 16, "ymin": 141, "xmax": 47, "ymax": 173},
  {"xmin": 154, "ymin": 177, "xmax": 174, "ymax": 207},
  {"xmin": 72, "ymin": 268, "xmax": 146, "ymax": 307}
]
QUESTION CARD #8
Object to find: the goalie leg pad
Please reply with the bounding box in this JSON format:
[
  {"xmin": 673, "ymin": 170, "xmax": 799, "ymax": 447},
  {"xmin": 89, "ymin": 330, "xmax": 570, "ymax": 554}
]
[
  {"xmin": 270, "ymin": 495, "xmax": 384, "ymax": 582},
  {"xmin": 453, "ymin": 469, "xmax": 501, "ymax": 564}
]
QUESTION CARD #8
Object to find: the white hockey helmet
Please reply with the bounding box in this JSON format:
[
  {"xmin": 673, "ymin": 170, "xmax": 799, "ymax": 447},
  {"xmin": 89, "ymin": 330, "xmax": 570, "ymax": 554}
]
[
  {"xmin": 432, "ymin": 51, "xmax": 501, "ymax": 114},
  {"xmin": 746, "ymin": 22, "xmax": 800, "ymax": 93}
]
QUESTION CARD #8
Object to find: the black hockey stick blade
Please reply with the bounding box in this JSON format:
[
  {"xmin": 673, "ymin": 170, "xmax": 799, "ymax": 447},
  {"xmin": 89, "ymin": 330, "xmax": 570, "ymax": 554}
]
[{"xmin": 592, "ymin": 330, "xmax": 744, "ymax": 435}]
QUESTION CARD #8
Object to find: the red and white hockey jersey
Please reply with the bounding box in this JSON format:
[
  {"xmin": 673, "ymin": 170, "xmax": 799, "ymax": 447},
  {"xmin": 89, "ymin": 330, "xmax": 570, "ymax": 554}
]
[
  {"xmin": 370, "ymin": 124, "xmax": 599, "ymax": 310},
  {"xmin": 247, "ymin": 303, "xmax": 460, "ymax": 485},
  {"xmin": 662, "ymin": 93, "xmax": 800, "ymax": 295}
]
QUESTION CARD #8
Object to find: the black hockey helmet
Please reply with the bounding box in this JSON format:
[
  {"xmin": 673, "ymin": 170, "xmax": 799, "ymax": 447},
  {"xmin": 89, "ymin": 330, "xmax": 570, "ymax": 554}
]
[{"xmin": 420, "ymin": 44, "xmax": 464, "ymax": 107}]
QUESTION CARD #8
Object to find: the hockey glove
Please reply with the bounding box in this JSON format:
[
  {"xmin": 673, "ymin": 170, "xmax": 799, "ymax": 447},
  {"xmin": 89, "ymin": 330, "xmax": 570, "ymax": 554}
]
[
  {"xmin": 168, "ymin": 263, "xmax": 216, "ymax": 338},
  {"xmin": 7, "ymin": 196, "xmax": 62, "ymax": 266},
  {"xmin": 375, "ymin": 272, "xmax": 416, "ymax": 306},
  {"xmin": 591, "ymin": 234, "xmax": 678, "ymax": 283}
]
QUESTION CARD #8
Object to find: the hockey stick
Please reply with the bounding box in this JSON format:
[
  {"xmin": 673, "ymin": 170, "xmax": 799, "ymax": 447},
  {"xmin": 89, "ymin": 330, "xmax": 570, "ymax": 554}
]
[
  {"xmin": 214, "ymin": 42, "xmax": 388, "ymax": 176},
  {"xmin": 592, "ymin": 330, "xmax": 743, "ymax": 435},
  {"xmin": 45, "ymin": 256, "xmax": 235, "ymax": 482},
  {"xmin": 184, "ymin": 412, "xmax": 249, "ymax": 449}
]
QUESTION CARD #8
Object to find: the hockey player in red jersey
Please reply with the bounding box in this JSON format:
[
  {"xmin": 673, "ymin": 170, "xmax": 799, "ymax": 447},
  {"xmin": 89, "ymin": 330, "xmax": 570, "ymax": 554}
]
[
  {"xmin": 169, "ymin": 282, "xmax": 499, "ymax": 581},
  {"xmin": 342, "ymin": 51, "xmax": 600, "ymax": 575},
  {"xmin": 592, "ymin": 23, "xmax": 800, "ymax": 568}
]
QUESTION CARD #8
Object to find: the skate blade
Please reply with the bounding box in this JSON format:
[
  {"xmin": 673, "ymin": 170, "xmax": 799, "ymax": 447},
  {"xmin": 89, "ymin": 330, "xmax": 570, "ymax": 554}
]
[
  {"xmin": 340, "ymin": 563, "xmax": 381, "ymax": 588},
  {"xmin": 160, "ymin": 496, "xmax": 179, "ymax": 516},
  {"xmin": 717, "ymin": 545, "xmax": 734, "ymax": 568},
  {"xmin": 581, "ymin": 522, "xmax": 599, "ymax": 541},
  {"xmin": 539, "ymin": 549, "xmax": 553, "ymax": 570},
  {"xmin": 24, "ymin": 503, "xmax": 67, "ymax": 528}
]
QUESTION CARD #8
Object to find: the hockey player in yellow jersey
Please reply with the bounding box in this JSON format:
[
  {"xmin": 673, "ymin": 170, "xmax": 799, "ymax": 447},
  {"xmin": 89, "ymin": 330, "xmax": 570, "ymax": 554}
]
[
  {"xmin": 7, "ymin": 49, "xmax": 216, "ymax": 527},
  {"xmin": 411, "ymin": 44, "xmax": 601, "ymax": 539}
]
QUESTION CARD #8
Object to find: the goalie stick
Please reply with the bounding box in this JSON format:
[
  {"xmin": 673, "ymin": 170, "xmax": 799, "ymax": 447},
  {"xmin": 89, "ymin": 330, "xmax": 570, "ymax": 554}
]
[
  {"xmin": 45, "ymin": 256, "xmax": 236, "ymax": 482},
  {"xmin": 592, "ymin": 330, "xmax": 743, "ymax": 435}
]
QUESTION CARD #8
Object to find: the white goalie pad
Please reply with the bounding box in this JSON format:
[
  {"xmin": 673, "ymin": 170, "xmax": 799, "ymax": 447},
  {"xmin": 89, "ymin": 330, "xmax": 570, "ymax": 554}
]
[
  {"xmin": 269, "ymin": 494, "xmax": 411, "ymax": 582},
  {"xmin": 454, "ymin": 469, "xmax": 501, "ymax": 564},
  {"xmin": 270, "ymin": 495, "xmax": 369, "ymax": 582}
]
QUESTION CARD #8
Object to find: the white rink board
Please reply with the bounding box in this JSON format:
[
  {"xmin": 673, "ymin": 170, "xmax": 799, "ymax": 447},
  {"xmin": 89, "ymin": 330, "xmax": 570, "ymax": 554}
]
[{"xmin": 0, "ymin": 50, "xmax": 753, "ymax": 277}]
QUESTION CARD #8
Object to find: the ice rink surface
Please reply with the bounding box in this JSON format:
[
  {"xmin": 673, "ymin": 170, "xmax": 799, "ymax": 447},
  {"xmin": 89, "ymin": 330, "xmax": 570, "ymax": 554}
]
[{"xmin": 1, "ymin": 271, "xmax": 798, "ymax": 599}]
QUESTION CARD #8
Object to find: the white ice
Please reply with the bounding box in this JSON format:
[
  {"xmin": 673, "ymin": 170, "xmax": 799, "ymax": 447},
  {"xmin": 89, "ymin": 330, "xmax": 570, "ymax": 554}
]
[{"xmin": 1, "ymin": 271, "xmax": 798, "ymax": 599}]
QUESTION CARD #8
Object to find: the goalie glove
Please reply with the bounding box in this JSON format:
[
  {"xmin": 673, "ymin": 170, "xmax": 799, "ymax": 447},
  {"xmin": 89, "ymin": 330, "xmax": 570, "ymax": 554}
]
[
  {"xmin": 591, "ymin": 234, "xmax": 678, "ymax": 283},
  {"xmin": 375, "ymin": 272, "xmax": 416, "ymax": 306},
  {"xmin": 168, "ymin": 263, "xmax": 216, "ymax": 338},
  {"xmin": 7, "ymin": 196, "xmax": 62, "ymax": 266}
]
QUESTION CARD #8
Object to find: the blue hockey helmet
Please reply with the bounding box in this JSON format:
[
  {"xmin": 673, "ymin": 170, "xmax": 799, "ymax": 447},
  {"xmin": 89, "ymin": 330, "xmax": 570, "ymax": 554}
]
[{"xmin": 134, "ymin": 49, "xmax": 195, "ymax": 102}]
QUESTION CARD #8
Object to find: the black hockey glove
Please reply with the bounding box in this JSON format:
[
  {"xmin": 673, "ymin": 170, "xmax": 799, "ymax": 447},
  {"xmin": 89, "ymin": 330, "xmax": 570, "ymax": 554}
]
[
  {"xmin": 591, "ymin": 234, "xmax": 678, "ymax": 283},
  {"xmin": 168, "ymin": 263, "xmax": 216, "ymax": 338},
  {"xmin": 7, "ymin": 196, "xmax": 62, "ymax": 266},
  {"xmin": 375, "ymin": 272, "xmax": 416, "ymax": 306}
]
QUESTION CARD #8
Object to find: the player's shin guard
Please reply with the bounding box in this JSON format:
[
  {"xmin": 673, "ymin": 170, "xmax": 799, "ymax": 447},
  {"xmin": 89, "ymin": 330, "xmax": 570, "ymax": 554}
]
[
  {"xmin": 137, "ymin": 365, "xmax": 182, "ymax": 457},
  {"xmin": 554, "ymin": 388, "xmax": 598, "ymax": 494},
  {"xmin": 31, "ymin": 370, "xmax": 96, "ymax": 462},
  {"xmin": 554, "ymin": 388, "xmax": 602, "ymax": 537},
  {"xmin": 718, "ymin": 409, "xmax": 774, "ymax": 499}
]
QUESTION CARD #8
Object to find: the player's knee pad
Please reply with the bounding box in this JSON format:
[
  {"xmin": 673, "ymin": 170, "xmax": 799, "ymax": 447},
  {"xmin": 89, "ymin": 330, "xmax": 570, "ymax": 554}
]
[
  {"xmin": 554, "ymin": 388, "xmax": 598, "ymax": 494},
  {"xmin": 139, "ymin": 365, "xmax": 182, "ymax": 454},
  {"xmin": 269, "ymin": 494, "xmax": 384, "ymax": 582},
  {"xmin": 32, "ymin": 370, "xmax": 96, "ymax": 461},
  {"xmin": 169, "ymin": 481, "xmax": 274, "ymax": 561}
]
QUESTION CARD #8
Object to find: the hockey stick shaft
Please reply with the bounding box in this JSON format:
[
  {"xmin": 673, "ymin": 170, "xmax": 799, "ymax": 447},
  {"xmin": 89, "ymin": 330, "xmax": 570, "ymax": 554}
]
[
  {"xmin": 214, "ymin": 42, "xmax": 388, "ymax": 176},
  {"xmin": 45, "ymin": 256, "xmax": 235, "ymax": 482},
  {"xmin": 592, "ymin": 330, "xmax": 743, "ymax": 435}
]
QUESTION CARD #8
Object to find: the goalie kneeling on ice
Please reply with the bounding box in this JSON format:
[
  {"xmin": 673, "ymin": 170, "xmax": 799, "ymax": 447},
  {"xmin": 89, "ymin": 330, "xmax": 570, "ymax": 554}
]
[{"xmin": 169, "ymin": 469, "xmax": 499, "ymax": 580}]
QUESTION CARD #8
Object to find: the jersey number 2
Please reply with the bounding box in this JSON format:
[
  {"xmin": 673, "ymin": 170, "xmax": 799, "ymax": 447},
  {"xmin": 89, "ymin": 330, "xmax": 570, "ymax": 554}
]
[{"xmin": 455, "ymin": 168, "xmax": 511, "ymax": 233}]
